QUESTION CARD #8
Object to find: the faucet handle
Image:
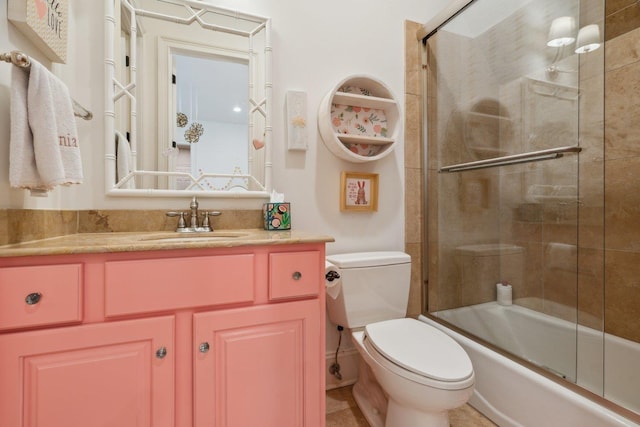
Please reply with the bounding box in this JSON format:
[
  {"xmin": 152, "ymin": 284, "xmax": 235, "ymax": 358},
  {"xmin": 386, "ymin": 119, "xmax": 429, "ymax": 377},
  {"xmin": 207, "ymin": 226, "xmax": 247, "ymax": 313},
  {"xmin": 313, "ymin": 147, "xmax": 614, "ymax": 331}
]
[
  {"xmin": 166, "ymin": 211, "xmax": 187, "ymax": 230},
  {"xmin": 201, "ymin": 211, "xmax": 221, "ymax": 231}
]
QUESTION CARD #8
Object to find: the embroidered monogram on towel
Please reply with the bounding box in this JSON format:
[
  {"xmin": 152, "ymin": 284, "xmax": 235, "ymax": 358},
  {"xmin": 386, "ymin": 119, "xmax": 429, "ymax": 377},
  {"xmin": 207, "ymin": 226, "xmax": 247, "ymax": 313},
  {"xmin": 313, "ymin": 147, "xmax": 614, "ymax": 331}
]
[{"xmin": 58, "ymin": 134, "xmax": 78, "ymax": 147}]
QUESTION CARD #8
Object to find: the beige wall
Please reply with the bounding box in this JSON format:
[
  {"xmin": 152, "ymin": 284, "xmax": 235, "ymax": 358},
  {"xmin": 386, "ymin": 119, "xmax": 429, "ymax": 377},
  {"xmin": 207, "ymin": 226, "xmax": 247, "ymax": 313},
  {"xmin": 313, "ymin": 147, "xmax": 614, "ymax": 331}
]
[
  {"xmin": 603, "ymin": 1, "xmax": 640, "ymax": 342},
  {"xmin": 404, "ymin": 21, "xmax": 424, "ymax": 318}
]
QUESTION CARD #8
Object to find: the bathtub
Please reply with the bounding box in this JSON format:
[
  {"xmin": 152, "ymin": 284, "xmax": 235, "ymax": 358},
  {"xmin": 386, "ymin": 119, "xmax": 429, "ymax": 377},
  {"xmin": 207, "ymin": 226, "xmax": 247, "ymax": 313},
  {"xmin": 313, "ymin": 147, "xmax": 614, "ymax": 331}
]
[{"xmin": 420, "ymin": 302, "xmax": 640, "ymax": 427}]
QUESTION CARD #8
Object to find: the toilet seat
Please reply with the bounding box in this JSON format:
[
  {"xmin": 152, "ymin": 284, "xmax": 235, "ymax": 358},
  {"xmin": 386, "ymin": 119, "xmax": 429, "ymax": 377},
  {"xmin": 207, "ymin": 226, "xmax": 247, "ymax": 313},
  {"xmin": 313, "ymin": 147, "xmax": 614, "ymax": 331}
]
[{"xmin": 363, "ymin": 318, "xmax": 474, "ymax": 390}]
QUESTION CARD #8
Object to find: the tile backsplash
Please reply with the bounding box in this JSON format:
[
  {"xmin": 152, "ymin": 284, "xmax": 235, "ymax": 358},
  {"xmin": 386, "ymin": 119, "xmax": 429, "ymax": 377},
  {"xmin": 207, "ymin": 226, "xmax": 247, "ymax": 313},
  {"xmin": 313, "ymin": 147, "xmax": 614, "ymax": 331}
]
[
  {"xmin": 0, "ymin": 210, "xmax": 78, "ymax": 246},
  {"xmin": 0, "ymin": 209, "xmax": 263, "ymax": 246}
]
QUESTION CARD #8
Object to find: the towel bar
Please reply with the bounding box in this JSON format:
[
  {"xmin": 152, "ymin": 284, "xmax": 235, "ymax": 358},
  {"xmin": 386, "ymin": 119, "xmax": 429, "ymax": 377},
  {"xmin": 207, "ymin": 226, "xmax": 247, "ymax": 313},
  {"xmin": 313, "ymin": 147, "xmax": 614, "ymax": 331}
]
[
  {"xmin": 439, "ymin": 145, "xmax": 581, "ymax": 173},
  {"xmin": 1, "ymin": 50, "xmax": 93, "ymax": 120}
]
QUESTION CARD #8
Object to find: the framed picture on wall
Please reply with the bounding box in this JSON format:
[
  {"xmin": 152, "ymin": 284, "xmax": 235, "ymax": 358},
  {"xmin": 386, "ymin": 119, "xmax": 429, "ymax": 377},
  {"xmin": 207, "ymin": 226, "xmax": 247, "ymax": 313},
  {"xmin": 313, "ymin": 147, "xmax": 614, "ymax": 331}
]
[
  {"xmin": 8, "ymin": 0, "xmax": 69, "ymax": 63},
  {"xmin": 340, "ymin": 172, "xmax": 379, "ymax": 212}
]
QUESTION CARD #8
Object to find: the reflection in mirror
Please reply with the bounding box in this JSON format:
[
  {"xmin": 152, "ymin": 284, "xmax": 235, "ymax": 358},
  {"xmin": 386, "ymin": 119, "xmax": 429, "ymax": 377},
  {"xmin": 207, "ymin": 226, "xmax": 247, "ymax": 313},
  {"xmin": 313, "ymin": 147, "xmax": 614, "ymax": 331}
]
[
  {"xmin": 169, "ymin": 53, "xmax": 249, "ymax": 190},
  {"xmin": 105, "ymin": 0, "xmax": 272, "ymax": 197}
]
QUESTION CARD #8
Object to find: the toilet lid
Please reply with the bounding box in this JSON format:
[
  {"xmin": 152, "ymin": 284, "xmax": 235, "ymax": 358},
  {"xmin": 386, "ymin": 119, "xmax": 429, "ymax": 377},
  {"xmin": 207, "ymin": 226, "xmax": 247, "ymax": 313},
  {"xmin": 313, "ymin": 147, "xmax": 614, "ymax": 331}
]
[{"xmin": 364, "ymin": 318, "xmax": 473, "ymax": 382}]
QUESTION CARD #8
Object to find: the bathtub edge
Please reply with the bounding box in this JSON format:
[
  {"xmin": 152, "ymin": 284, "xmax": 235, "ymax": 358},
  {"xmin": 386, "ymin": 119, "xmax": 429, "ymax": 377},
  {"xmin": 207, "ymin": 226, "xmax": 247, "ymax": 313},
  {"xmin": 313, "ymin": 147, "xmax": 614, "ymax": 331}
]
[{"xmin": 419, "ymin": 314, "xmax": 640, "ymax": 427}]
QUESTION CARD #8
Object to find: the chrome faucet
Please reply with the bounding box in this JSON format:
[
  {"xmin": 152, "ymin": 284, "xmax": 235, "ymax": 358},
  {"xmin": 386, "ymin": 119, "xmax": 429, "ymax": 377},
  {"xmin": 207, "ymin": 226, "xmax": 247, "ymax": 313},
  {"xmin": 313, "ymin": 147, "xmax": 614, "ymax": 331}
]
[
  {"xmin": 189, "ymin": 196, "xmax": 199, "ymax": 229},
  {"xmin": 166, "ymin": 196, "xmax": 221, "ymax": 232}
]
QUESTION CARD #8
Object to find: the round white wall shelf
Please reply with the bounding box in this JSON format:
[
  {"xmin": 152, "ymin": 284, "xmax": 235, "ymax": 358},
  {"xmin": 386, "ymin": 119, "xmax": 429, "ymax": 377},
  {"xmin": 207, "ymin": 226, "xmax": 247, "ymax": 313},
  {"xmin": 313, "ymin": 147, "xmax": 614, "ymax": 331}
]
[{"xmin": 318, "ymin": 75, "xmax": 401, "ymax": 163}]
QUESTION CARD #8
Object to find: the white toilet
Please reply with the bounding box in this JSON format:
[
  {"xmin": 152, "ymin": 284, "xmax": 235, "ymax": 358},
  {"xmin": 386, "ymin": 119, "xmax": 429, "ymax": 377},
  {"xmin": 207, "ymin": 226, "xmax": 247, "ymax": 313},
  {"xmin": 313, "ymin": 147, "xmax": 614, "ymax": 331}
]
[{"xmin": 326, "ymin": 252, "xmax": 475, "ymax": 427}]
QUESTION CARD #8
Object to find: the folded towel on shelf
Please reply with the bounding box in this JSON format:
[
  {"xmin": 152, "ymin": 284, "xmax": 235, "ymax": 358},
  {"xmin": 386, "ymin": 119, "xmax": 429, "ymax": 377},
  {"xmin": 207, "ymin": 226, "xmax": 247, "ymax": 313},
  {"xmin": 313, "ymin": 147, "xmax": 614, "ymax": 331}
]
[
  {"xmin": 116, "ymin": 131, "xmax": 134, "ymax": 189},
  {"xmin": 9, "ymin": 58, "xmax": 82, "ymax": 195}
]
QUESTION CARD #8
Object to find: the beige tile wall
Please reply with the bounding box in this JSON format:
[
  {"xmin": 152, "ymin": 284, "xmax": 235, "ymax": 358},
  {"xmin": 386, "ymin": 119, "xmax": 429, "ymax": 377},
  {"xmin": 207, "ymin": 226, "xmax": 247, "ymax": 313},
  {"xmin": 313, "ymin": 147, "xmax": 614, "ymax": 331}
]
[
  {"xmin": 404, "ymin": 21, "xmax": 424, "ymax": 317},
  {"xmin": 606, "ymin": 0, "xmax": 640, "ymax": 39},
  {"xmin": 0, "ymin": 210, "xmax": 78, "ymax": 246},
  {"xmin": 413, "ymin": 1, "xmax": 640, "ymax": 344},
  {"xmin": 603, "ymin": 20, "xmax": 640, "ymax": 342}
]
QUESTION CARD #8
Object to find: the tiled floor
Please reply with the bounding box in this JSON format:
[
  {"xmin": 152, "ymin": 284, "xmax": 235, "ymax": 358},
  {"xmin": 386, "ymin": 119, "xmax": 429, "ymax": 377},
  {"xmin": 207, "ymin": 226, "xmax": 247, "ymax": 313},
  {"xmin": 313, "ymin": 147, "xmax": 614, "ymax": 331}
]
[{"xmin": 326, "ymin": 385, "xmax": 497, "ymax": 427}]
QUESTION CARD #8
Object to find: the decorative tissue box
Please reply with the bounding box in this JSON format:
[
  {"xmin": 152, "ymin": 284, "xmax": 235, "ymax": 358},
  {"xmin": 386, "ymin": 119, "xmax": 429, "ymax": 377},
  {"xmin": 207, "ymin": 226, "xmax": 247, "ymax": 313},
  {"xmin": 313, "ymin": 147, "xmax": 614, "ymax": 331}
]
[{"xmin": 263, "ymin": 203, "xmax": 291, "ymax": 230}]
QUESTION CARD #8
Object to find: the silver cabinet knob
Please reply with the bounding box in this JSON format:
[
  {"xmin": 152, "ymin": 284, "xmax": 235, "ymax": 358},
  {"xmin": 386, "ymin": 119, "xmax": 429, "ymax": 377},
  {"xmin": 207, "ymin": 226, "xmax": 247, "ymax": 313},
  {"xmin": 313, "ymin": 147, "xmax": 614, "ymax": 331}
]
[
  {"xmin": 156, "ymin": 347, "xmax": 168, "ymax": 359},
  {"xmin": 292, "ymin": 271, "xmax": 302, "ymax": 280},
  {"xmin": 25, "ymin": 292, "xmax": 42, "ymax": 305},
  {"xmin": 199, "ymin": 342, "xmax": 210, "ymax": 353}
]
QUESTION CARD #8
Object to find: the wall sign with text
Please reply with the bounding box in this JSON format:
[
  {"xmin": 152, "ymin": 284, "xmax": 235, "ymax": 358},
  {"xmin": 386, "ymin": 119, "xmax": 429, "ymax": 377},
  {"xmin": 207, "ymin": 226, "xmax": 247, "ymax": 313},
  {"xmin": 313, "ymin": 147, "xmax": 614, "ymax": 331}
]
[{"xmin": 8, "ymin": 0, "xmax": 68, "ymax": 63}]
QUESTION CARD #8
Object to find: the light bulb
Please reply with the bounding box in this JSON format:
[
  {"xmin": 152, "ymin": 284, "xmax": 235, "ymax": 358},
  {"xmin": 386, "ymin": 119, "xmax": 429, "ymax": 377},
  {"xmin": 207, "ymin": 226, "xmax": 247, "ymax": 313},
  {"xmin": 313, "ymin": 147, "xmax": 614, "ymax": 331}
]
[
  {"xmin": 547, "ymin": 16, "xmax": 576, "ymax": 47},
  {"xmin": 575, "ymin": 24, "xmax": 601, "ymax": 54}
]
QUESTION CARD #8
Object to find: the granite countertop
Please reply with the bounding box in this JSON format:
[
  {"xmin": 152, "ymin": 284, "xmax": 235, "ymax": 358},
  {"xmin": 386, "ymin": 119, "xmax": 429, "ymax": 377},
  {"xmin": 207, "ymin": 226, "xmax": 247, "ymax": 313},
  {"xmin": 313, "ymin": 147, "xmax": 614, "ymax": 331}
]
[{"xmin": 0, "ymin": 229, "xmax": 335, "ymax": 258}]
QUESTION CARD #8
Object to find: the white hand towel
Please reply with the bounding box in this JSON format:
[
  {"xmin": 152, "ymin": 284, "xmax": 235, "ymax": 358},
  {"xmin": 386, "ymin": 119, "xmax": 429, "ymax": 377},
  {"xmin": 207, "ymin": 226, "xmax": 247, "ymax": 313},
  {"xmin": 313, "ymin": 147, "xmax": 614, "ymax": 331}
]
[
  {"xmin": 116, "ymin": 131, "xmax": 134, "ymax": 189},
  {"xmin": 9, "ymin": 63, "xmax": 39, "ymax": 190},
  {"xmin": 9, "ymin": 59, "xmax": 83, "ymax": 193}
]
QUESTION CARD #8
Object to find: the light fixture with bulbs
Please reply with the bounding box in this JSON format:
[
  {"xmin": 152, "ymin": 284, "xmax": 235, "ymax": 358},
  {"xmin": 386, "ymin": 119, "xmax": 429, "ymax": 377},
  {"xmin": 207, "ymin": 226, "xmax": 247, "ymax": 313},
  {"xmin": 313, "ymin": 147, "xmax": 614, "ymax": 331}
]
[
  {"xmin": 575, "ymin": 24, "xmax": 601, "ymax": 54},
  {"xmin": 547, "ymin": 16, "xmax": 601, "ymax": 53},
  {"xmin": 547, "ymin": 16, "xmax": 576, "ymax": 48},
  {"xmin": 546, "ymin": 16, "xmax": 601, "ymax": 79}
]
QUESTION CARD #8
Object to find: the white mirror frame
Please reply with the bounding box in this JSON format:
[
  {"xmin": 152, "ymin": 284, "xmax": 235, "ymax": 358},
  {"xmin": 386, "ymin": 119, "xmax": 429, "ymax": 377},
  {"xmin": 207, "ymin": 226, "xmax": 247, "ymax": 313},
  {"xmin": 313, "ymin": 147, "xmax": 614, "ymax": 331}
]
[{"xmin": 104, "ymin": 0, "xmax": 272, "ymax": 198}]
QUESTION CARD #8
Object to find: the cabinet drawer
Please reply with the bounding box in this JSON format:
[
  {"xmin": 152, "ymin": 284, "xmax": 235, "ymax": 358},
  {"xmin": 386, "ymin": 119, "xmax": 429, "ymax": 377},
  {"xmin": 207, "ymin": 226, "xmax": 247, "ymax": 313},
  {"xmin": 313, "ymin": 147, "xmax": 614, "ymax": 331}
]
[
  {"xmin": 269, "ymin": 251, "xmax": 320, "ymax": 300},
  {"xmin": 105, "ymin": 254, "xmax": 255, "ymax": 316},
  {"xmin": 0, "ymin": 264, "xmax": 83, "ymax": 331}
]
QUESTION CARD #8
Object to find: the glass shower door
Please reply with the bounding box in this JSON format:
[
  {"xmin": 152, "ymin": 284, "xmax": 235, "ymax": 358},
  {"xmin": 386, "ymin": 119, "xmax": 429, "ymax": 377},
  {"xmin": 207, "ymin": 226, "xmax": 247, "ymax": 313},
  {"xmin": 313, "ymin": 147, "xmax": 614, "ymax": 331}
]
[{"xmin": 425, "ymin": 0, "xmax": 604, "ymax": 392}]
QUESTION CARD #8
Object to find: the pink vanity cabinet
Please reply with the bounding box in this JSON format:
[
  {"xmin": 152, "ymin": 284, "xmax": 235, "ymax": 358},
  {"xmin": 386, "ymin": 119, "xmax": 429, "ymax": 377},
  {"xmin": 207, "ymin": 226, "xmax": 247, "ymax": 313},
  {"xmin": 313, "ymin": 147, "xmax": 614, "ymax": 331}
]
[{"xmin": 0, "ymin": 242, "xmax": 326, "ymax": 427}]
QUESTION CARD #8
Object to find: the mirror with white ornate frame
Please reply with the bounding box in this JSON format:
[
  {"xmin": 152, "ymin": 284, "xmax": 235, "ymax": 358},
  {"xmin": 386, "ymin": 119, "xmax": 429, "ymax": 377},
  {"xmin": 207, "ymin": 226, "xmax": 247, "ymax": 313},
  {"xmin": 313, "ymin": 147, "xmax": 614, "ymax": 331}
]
[{"xmin": 104, "ymin": 0, "xmax": 272, "ymax": 198}]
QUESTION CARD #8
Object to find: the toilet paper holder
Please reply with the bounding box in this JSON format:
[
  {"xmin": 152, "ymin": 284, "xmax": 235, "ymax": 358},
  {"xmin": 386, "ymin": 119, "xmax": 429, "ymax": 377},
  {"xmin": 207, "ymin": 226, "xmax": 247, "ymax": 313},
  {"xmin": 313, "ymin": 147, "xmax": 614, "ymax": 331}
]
[{"xmin": 326, "ymin": 270, "xmax": 341, "ymax": 282}]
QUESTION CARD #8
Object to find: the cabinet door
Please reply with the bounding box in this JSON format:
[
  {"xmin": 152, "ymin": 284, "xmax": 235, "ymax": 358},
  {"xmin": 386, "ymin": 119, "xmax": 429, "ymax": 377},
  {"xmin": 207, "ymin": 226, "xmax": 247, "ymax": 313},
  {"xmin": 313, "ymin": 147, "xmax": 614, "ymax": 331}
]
[
  {"xmin": 194, "ymin": 300, "xmax": 322, "ymax": 427},
  {"xmin": 0, "ymin": 316, "xmax": 175, "ymax": 427}
]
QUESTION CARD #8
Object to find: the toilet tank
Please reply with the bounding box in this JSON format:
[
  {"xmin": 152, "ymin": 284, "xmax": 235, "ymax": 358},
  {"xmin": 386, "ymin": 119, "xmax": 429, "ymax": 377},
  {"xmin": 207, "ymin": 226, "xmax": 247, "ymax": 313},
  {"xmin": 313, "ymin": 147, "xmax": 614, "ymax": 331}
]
[{"xmin": 325, "ymin": 251, "xmax": 411, "ymax": 328}]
